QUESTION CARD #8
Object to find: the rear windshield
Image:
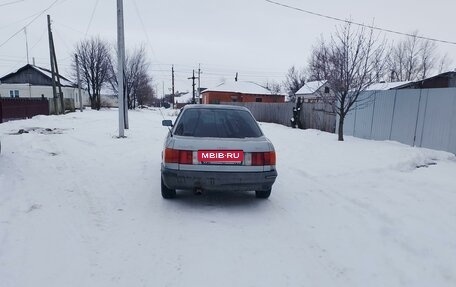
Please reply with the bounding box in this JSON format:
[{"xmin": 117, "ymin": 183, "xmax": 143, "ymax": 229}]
[{"xmin": 173, "ymin": 108, "xmax": 263, "ymax": 138}]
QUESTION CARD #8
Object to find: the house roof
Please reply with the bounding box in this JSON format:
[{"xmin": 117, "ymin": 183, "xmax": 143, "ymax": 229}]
[
  {"xmin": 202, "ymin": 81, "xmax": 279, "ymax": 95},
  {"xmin": 365, "ymin": 81, "xmax": 411, "ymax": 91},
  {"xmin": 174, "ymin": 92, "xmax": 195, "ymax": 104},
  {"xmin": 0, "ymin": 64, "xmax": 75, "ymax": 87},
  {"xmin": 295, "ymin": 80, "xmax": 327, "ymax": 95}
]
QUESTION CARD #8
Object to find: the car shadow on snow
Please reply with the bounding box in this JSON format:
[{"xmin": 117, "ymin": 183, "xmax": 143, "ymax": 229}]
[{"xmin": 168, "ymin": 190, "xmax": 270, "ymax": 209}]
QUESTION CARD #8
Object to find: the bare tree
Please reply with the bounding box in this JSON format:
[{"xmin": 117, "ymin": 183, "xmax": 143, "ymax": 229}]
[
  {"xmin": 387, "ymin": 31, "xmax": 443, "ymax": 81},
  {"xmin": 108, "ymin": 46, "xmax": 153, "ymax": 109},
  {"xmin": 437, "ymin": 53, "xmax": 453, "ymax": 74},
  {"xmin": 306, "ymin": 38, "xmax": 331, "ymax": 81},
  {"xmin": 309, "ymin": 23, "xmax": 385, "ymax": 141},
  {"xmin": 283, "ymin": 66, "xmax": 306, "ymax": 100},
  {"xmin": 264, "ymin": 80, "xmax": 282, "ymax": 94},
  {"xmin": 73, "ymin": 37, "xmax": 111, "ymax": 110},
  {"xmin": 136, "ymin": 80, "xmax": 156, "ymax": 107}
]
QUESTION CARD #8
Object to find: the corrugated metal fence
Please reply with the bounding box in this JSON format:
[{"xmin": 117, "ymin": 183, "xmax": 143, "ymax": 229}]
[{"xmin": 341, "ymin": 88, "xmax": 456, "ymax": 154}]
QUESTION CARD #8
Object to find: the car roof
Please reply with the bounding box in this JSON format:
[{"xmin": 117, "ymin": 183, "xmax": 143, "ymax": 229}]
[{"xmin": 182, "ymin": 104, "xmax": 250, "ymax": 112}]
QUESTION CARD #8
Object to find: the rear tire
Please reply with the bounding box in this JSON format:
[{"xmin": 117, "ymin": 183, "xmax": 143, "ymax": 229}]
[
  {"xmin": 255, "ymin": 188, "xmax": 271, "ymax": 199},
  {"xmin": 161, "ymin": 177, "xmax": 176, "ymax": 199}
]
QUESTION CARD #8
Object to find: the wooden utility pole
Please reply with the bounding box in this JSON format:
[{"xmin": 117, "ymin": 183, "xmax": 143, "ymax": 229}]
[
  {"xmin": 75, "ymin": 54, "xmax": 83, "ymax": 112},
  {"xmin": 117, "ymin": 0, "xmax": 126, "ymax": 137},
  {"xmin": 47, "ymin": 15, "xmax": 58, "ymax": 114},
  {"xmin": 52, "ymin": 43, "xmax": 65, "ymax": 114},
  {"xmin": 188, "ymin": 70, "xmax": 197, "ymax": 104},
  {"xmin": 197, "ymin": 64, "xmax": 201, "ymax": 104},
  {"xmin": 172, "ymin": 65, "xmax": 175, "ymax": 108}
]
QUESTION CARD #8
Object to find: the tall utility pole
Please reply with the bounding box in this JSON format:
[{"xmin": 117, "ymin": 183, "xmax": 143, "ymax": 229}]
[
  {"xmin": 75, "ymin": 54, "xmax": 83, "ymax": 112},
  {"xmin": 117, "ymin": 0, "xmax": 126, "ymax": 137},
  {"xmin": 124, "ymin": 73, "xmax": 129, "ymax": 129},
  {"xmin": 47, "ymin": 15, "xmax": 64, "ymax": 114},
  {"xmin": 52, "ymin": 41, "xmax": 65, "ymax": 114},
  {"xmin": 188, "ymin": 70, "xmax": 197, "ymax": 104},
  {"xmin": 171, "ymin": 65, "xmax": 175, "ymax": 108},
  {"xmin": 47, "ymin": 15, "xmax": 58, "ymax": 114}
]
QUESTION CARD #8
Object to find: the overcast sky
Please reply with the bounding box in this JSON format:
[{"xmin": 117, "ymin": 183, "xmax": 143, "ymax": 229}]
[{"xmin": 1, "ymin": 0, "xmax": 456, "ymax": 94}]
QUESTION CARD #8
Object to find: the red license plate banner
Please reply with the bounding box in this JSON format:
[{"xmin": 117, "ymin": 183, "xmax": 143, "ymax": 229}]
[{"xmin": 197, "ymin": 150, "xmax": 244, "ymax": 163}]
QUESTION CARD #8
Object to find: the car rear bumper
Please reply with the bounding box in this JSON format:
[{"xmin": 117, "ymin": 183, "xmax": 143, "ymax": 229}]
[{"xmin": 161, "ymin": 166, "xmax": 278, "ymax": 191}]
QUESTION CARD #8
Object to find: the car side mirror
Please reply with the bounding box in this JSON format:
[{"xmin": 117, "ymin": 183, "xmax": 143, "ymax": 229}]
[{"xmin": 162, "ymin": 120, "xmax": 173, "ymax": 127}]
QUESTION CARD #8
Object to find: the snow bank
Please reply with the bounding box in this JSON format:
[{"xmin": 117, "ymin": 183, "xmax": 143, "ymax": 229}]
[{"xmin": 1, "ymin": 109, "xmax": 455, "ymax": 287}]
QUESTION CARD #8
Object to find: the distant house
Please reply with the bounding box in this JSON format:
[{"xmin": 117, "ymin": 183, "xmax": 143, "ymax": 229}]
[
  {"xmin": 365, "ymin": 81, "xmax": 412, "ymax": 91},
  {"xmin": 201, "ymin": 81, "xmax": 285, "ymax": 104},
  {"xmin": 395, "ymin": 71, "xmax": 456, "ymax": 89},
  {"xmin": 174, "ymin": 91, "xmax": 195, "ymax": 108},
  {"xmin": 0, "ymin": 64, "xmax": 89, "ymax": 106},
  {"xmin": 295, "ymin": 80, "xmax": 333, "ymax": 103}
]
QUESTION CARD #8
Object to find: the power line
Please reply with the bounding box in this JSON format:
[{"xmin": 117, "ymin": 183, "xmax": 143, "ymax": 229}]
[
  {"xmin": 0, "ymin": 9, "xmax": 44, "ymax": 30},
  {"xmin": 0, "ymin": 0, "xmax": 24, "ymax": 8},
  {"xmin": 131, "ymin": 0, "xmax": 159, "ymax": 63},
  {"xmin": 265, "ymin": 0, "xmax": 456, "ymax": 45},
  {"xmin": 0, "ymin": 0, "xmax": 60, "ymax": 48},
  {"xmin": 84, "ymin": 0, "xmax": 100, "ymax": 37},
  {"xmin": 54, "ymin": 20, "xmax": 85, "ymax": 35}
]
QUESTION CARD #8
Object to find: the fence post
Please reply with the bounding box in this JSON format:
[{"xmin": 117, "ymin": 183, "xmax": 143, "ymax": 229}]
[
  {"xmin": 419, "ymin": 89, "xmax": 429, "ymax": 148},
  {"xmin": 412, "ymin": 89, "xmax": 423, "ymax": 147},
  {"xmin": 353, "ymin": 102, "xmax": 358, "ymax": 137},
  {"xmin": 369, "ymin": 91, "xmax": 377, "ymax": 139},
  {"xmin": 389, "ymin": 90, "xmax": 398, "ymax": 140}
]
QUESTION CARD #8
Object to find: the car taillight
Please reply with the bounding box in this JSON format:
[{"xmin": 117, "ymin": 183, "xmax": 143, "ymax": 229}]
[
  {"xmin": 264, "ymin": 151, "xmax": 276, "ymax": 165},
  {"xmin": 164, "ymin": 148, "xmax": 193, "ymax": 164},
  {"xmin": 251, "ymin": 151, "xmax": 276, "ymax": 166},
  {"xmin": 179, "ymin": 150, "xmax": 193, "ymax": 164}
]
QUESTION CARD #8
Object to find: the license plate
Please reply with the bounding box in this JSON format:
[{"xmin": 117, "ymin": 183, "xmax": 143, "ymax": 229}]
[{"xmin": 198, "ymin": 150, "xmax": 244, "ymax": 164}]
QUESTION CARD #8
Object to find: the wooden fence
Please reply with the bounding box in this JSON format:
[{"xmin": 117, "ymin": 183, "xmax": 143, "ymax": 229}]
[
  {"xmin": 300, "ymin": 102, "xmax": 336, "ymax": 133},
  {"xmin": 221, "ymin": 102, "xmax": 294, "ymax": 126},
  {"xmin": 220, "ymin": 101, "xmax": 336, "ymax": 132},
  {"xmin": 0, "ymin": 97, "xmax": 49, "ymax": 123}
]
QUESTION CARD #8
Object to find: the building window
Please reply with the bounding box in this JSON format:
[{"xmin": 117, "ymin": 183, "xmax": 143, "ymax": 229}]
[
  {"xmin": 9, "ymin": 90, "xmax": 19, "ymax": 98},
  {"xmin": 324, "ymin": 87, "xmax": 330, "ymax": 94},
  {"xmin": 255, "ymin": 97, "xmax": 262, "ymax": 102}
]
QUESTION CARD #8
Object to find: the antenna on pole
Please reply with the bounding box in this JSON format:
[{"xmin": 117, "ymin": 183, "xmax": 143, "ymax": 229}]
[
  {"xmin": 235, "ymin": 72, "xmax": 238, "ymax": 82},
  {"xmin": 24, "ymin": 27, "xmax": 29, "ymax": 65}
]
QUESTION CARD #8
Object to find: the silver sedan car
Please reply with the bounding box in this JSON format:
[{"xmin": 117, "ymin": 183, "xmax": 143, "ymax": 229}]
[{"xmin": 161, "ymin": 104, "xmax": 278, "ymax": 199}]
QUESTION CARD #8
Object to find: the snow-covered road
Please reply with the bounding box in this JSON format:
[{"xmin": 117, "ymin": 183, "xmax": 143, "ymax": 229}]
[{"xmin": 1, "ymin": 109, "xmax": 455, "ymax": 287}]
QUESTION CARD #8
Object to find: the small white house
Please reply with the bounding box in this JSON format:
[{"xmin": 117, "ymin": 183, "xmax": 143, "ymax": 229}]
[
  {"xmin": 295, "ymin": 80, "xmax": 333, "ymax": 103},
  {"xmin": 0, "ymin": 64, "xmax": 90, "ymax": 106}
]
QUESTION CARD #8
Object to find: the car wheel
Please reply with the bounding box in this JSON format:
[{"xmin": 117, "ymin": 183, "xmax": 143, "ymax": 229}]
[
  {"xmin": 161, "ymin": 177, "xmax": 176, "ymax": 199},
  {"xmin": 255, "ymin": 188, "xmax": 271, "ymax": 199}
]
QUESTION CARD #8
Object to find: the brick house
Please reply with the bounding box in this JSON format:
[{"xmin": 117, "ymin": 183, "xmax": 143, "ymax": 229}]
[{"xmin": 201, "ymin": 81, "xmax": 284, "ymax": 104}]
